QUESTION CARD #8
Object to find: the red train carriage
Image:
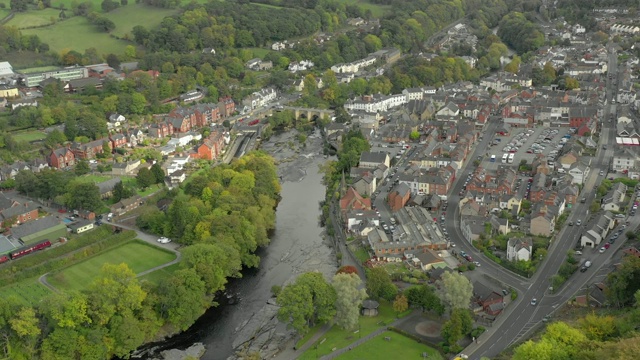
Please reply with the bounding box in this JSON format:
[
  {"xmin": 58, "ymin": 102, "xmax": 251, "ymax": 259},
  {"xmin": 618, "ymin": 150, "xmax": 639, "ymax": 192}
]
[{"xmin": 9, "ymin": 240, "xmax": 52, "ymax": 260}]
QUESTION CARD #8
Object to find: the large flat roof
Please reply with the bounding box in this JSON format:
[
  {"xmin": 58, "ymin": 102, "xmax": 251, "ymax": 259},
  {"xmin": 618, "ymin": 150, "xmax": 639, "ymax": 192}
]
[{"xmin": 0, "ymin": 234, "xmax": 21, "ymax": 255}]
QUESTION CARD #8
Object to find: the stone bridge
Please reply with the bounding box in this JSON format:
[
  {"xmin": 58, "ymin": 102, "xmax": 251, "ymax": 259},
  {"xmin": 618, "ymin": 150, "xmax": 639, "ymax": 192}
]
[{"xmin": 275, "ymin": 106, "xmax": 335, "ymax": 120}]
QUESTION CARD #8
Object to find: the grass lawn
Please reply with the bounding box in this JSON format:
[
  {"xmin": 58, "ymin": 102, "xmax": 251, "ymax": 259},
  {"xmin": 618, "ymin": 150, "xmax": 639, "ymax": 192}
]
[
  {"xmin": 78, "ymin": 174, "xmax": 113, "ymax": 184},
  {"xmin": 48, "ymin": 240, "xmax": 176, "ymax": 291},
  {"xmin": 6, "ymin": 8, "xmax": 61, "ymax": 28},
  {"xmin": 0, "ymin": 278, "xmax": 52, "ymax": 306},
  {"xmin": 23, "ymin": 16, "xmax": 129, "ymax": 55},
  {"xmin": 336, "ymin": 0, "xmax": 390, "ymax": 18},
  {"xmin": 334, "ymin": 331, "xmax": 443, "ymax": 360},
  {"xmin": 13, "ymin": 130, "xmax": 47, "ymax": 142},
  {"xmin": 246, "ymin": 47, "xmax": 271, "ymax": 58},
  {"xmin": 138, "ymin": 262, "xmax": 180, "ymax": 285},
  {"xmin": 104, "ymin": 4, "xmax": 178, "ymax": 38},
  {"xmin": 296, "ymin": 323, "xmax": 324, "ymax": 348},
  {"xmin": 299, "ymin": 301, "xmax": 410, "ymax": 359},
  {"xmin": 352, "ymin": 247, "xmax": 370, "ymax": 264}
]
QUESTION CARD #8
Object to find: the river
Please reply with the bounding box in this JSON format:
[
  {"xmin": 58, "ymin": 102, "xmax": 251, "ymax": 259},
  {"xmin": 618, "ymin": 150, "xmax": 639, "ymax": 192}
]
[{"xmin": 138, "ymin": 132, "xmax": 336, "ymax": 360}]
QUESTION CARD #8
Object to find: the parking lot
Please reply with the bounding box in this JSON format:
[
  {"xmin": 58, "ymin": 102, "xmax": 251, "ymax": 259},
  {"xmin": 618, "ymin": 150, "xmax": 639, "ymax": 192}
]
[{"xmin": 480, "ymin": 127, "xmax": 573, "ymax": 171}]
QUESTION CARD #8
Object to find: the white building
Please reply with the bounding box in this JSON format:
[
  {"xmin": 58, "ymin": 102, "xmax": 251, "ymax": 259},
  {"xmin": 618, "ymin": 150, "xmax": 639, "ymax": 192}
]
[
  {"xmin": 330, "ymin": 56, "xmax": 377, "ymax": 74},
  {"xmin": 506, "ymin": 238, "xmax": 532, "ymax": 262},
  {"xmin": 610, "ymin": 24, "xmax": 640, "ymax": 35},
  {"xmin": 344, "ymin": 93, "xmax": 407, "ymax": 113},
  {"xmin": 242, "ymin": 88, "xmax": 277, "ymax": 110}
]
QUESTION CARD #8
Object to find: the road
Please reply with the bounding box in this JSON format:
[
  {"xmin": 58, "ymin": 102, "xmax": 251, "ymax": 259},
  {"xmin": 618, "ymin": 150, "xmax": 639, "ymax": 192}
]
[{"xmin": 461, "ymin": 42, "xmax": 623, "ymax": 358}]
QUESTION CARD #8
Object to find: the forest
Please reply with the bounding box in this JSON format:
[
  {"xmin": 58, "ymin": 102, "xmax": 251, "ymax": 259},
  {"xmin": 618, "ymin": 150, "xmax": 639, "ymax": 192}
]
[{"xmin": 0, "ymin": 151, "xmax": 280, "ymax": 359}]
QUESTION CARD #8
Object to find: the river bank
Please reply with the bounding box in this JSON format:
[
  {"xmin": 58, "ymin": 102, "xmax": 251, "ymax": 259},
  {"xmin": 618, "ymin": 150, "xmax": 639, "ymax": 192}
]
[
  {"xmin": 139, "ymin": 129, "xmax": 338, "ymax": 360},
  {"xmin": 224, "ymin": 129, "xmax": 338, "ymax": 359}
]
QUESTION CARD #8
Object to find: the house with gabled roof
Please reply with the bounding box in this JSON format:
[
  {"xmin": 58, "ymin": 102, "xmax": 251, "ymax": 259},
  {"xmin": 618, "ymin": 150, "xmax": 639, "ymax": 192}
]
[
  {"xmin": 47, "ymin": 146, "xmax": 75, "ymax": 169},
  {"xmin": 507, "ymin": 237, "xmax": 532, "ymax": 262},
  {"xmin": 339, "ymin": 187, "xmax": 371, "ymax": 216},
  {"xmin": 601, "ymin": 183, "xmax": 627, "ymax": 212},
  {"xmin": 388, "ymin": 183, "xmax": 411, "ymax": 211}
]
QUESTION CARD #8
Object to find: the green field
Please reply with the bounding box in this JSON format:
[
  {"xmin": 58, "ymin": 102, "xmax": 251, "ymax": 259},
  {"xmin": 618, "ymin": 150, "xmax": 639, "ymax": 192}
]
[
  {"xmin": 13, "ymin": 130, "xmax": 47, "ymax": 142},
  {"xmin": 48, "ymin": 241, "xmax": 176, "ymax": 291},
  {"xmin": 104, "ymin": 4, "xmax": 178, "ymax": 38},
  {"xmin": 339, "ymin": 0, "xmax": 390, "ymax": 18},
  {"xmin": 334, "ymin": 331, "xmax": 443, "ymax": 360},
  {"xmin": 78, "ymin": 174, "xmax": 113, "ymax": 184},
  {"xmin": 23, "ymin": 16, "xmax": 129, "ymax": 55},
  {"xmin": 139, "ymin": 262, "xmax": 180, "ymax": 284},
  {"xmin": 0, "ymin": 278, "xmax": 52, "ymax": 306},
  {"xmin": 299, "ymin": 301, "xmax": 411, "ymax": 359},
  {"xmin": 6, "ymin": 8, "xmax": 61, "ymax": 28}
]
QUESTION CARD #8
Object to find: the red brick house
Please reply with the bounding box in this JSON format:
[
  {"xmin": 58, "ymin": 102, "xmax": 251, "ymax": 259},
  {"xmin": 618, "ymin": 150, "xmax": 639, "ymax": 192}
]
[
  {"xmin": 0, "ymin": 198, "xmax": 39, "ymax": 228},
  {"xmin": 148, "ymin": 121, "xmax": 174, "ymax": 138},
  {"xmin": 218, "ymin": 96, "xmax": 236, "ymax": 118},
  {"xmin": 197, "ymin": 131, "xmax": 225, "ymax": 160},
  {"xmin": 109, "ymin": 133, "xmax": 128, "ymax": 149},
  {"xmin": 388, "ymin": 183, "xmax": 411, "ymax": 211},
  {"xmin": 473, "ymin": 281, "xmax": 504, "ymax": 315},
  {"xmin": 340, "ymin": 187, "xmax": 371, "ymax": 216},
  {"xmin": 168, "ymin": 103, "xmax": 221, "ymax": 133},
  {"xmin": 71, "ymin": 139, "xmax": 111, "ymax": 159},
  {"xmin": 47, "ymin": 146, "xmax": 76, "ymax": 169}
]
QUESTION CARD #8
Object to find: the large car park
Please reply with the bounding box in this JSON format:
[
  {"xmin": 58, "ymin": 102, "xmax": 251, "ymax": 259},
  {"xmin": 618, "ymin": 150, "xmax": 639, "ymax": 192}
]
[{"xmin": 484, "ymin": 127, "xmax": 573, "ymax": 172}]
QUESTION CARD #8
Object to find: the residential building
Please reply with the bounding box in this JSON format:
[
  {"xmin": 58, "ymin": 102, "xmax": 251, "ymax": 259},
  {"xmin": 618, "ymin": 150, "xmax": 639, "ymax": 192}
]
[
  {"xmin": 112, "ymin": 160, "xmax": 141, "ymax": 176},
  {"xmin": 580, "ymin": 212, "xmax": 614, "ymax": 248},
  {"xmin": 47, "ymin": 146, "xmax": 76, "ymax": 169},
  {"xmin": 568, "ymin": 161, "xmax": 590, "ymax": 184},
  {"xmin": 388, "ymin": 183, "xmax": 411, "ymax": 211},
  {"xmin": 507, "ymin": 238, "xmax": 533, "ymax": 262},
  {"xmin": 197, "ymin": 130, "xmax": 226, "ymax": 160},
  {"xmin": 243, "ymin": 88, "xmax": 277, "ymax": 110},
  {"xmin": 330, "ymin": 56, "xmax": 377, "ymax": 73},
  {"xmin": 352, "ymin": 173, "xmax": 376, "ymax": 197},
  {"xmin": 601, "ymin": 183, "xmax": 627, "ymax": 212},
  {"xmin": 339, "ymin": 187, "xmax": 371, "ymax": 216},
  {"xmin": 111, "ymin": 195, "xmax": 142, "ymax": 216},
  {"xmin": 473, "ymin": 281, "xmax": 505, "ymax": 316},
  {"xmin": 612, "ymin": 147, "xmax": 638, "ymax": 172},
  {"xmin": 359, "ymin": 151, "xmax": 390, "ymax": 169},
  {"xmin": 530, "ymin": 212, "xmax": 555, "ymax": 236},
  {"xmin": 218, "ymin": 96, "xmax": 236, "ymax": 118},
  {"xmin": 148, "ymin": 121, "xmax": 174, "ymax": 138},
  {"xmin": 68, "ymin": 219, "xmax": 94, "ymax": 234},
  {"xmin": 0, "ymin": 199, "xmax": 38, "ymax": 228},
  {"xmin": 71, "ymin": 139, "xmax": 111, "ymax": 160}
]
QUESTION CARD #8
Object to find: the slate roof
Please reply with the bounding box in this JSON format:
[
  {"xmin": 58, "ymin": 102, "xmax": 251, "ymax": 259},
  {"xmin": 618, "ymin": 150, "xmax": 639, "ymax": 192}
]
[
  {"xmin": 97, "ymin": 177, "xmax": 122, "ymax": 195},
  {"xmin": 10, "ymin": 215, "xmax": 61, "ymax": 240}
]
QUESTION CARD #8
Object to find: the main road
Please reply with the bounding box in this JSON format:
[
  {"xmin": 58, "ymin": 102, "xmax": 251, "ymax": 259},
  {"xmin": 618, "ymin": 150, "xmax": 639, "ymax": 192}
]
[{"xmin": 459, "ymin": 42, "xmax": 623, "ymax": 358}]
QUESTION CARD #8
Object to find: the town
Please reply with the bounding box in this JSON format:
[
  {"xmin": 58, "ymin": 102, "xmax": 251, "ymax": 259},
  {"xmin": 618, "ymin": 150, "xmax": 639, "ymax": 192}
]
[{"xmin": 0, "ymin": 0, "xmax": 640, "ymax": 360}]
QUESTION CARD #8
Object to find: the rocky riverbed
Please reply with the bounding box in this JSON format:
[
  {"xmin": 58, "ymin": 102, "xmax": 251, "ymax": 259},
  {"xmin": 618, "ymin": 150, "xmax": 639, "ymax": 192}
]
[{"xmin": 225, "ymin": 130, "xmax": 337, "ymax": 359}]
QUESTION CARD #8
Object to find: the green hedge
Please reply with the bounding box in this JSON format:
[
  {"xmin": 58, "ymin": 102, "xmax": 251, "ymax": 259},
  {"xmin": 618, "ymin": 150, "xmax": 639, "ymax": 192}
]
[{"xmin": 0, "ymin": 228, "xmax": 137, "ymax": 286}]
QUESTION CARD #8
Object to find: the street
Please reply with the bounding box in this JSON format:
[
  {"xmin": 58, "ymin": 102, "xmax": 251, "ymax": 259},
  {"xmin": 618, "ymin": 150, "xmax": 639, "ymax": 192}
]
[{"xmin": 460, "ymin": 42, "xmax": 624, "ymax": 358}]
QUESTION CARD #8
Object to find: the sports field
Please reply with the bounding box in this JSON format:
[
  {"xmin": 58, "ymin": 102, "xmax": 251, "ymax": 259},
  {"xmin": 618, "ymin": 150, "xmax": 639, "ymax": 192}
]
[{"xmin": 48, "ymin": 241, "xmax": 176, "ymax": 291}]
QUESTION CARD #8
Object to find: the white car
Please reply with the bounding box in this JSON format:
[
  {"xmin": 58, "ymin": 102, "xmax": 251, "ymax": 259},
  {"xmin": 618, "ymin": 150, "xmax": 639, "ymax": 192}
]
[
  {"xmin": 157, "ymin": 237, "xmax": 172, "ymax": 244},
  {"xmin": 530, "ymin": 298, "xmax": 538, "ymax": 306},
  {"xmin": 474, "ymin": 261, "xmax": 481, "ymax": 267}
]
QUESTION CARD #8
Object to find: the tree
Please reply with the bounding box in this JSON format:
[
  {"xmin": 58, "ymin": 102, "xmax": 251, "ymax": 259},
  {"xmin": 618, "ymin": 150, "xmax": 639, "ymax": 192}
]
[
  {"xmin": 130, "ymin": 92, "xmax": 147, "ymax": 114},
  {"xmin": 44, "ymin": 129, "xmax": 67, "ymax": 149},
  {"xmin": 332, "ymin": 273, "xmax": 367, "ymax": 330},
  {"xmin": 409, "ymin": 131, "xmax": 420, "ymax": 141},
  {"xmin": 180, "ymin": 243, "xmax": 242, "ymax": 295},
  {"xmin": 101, "ymin": 0, "xmax": 119, "ymax": 12},
  {"xmin": 66, "ymin": 182, "xmax": 101, "ymax": 211},
  {"xmin": 74, "ymin": 160, "xmax": 90, "ymax": 176},
  {"xmin": 156, "ymin": 268, "xmax": 209, "ymax": 331},
  {"xmin": 366, "ymin": 267, "xmax": 397, "ymax": 301},
  {"xmin": 277, "ymin": 272, "xmax": 336, "ymax": 333},
  {"xmin": 150, "ymin": 163, "xmax": 165, "ymax": 184},
  {"xmin": 392, "ymin": 294, "xmax": 408, "ymax": 316},
  {"xmin": 87, "ymin": 263, "xmax": 146, "ymax": 326},
  {"xmin": 112, "ymin": 181, "xmax": 134, "ymax": 202},
  {"xmin": 606, "ymin": 256, "xmax": 640, "ymax": 308},
  {"xmin": 106, "ymin": 53, "xmax": 121, "ymax": 69},
  {"xmin": 42, "ymin": 292, "xmax": 91, "ymax": 329},
  {"xmin": 436, "ymin": 271, "xmax": 473, "ymax": 311},
  {"xmin": 136, "ymin": 167, "xmax": 155, "ymax": 189}
]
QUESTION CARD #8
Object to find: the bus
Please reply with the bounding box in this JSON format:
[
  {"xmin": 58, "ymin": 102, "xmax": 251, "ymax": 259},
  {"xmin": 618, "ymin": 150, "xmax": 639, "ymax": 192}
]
[
  {"xmin": 508, "ymin": 153, "xmax": 515, "ymax": 163},
  {"xmin": 490, "ymin": 155, "xmax": 496, "ymax": 162},
  {"xmin": 501, "ymin": 154, "xmax": 509, "ymax": 163}
]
